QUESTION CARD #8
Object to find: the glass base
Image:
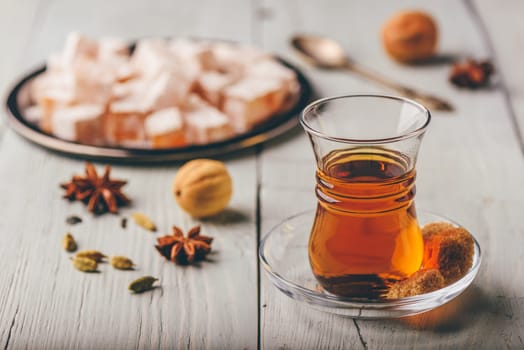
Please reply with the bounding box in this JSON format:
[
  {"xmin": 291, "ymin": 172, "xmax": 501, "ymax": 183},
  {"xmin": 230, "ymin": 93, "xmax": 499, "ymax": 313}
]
[{"xmin": 259, "ymin": 209, "xmax": 482, "ymax": 319}]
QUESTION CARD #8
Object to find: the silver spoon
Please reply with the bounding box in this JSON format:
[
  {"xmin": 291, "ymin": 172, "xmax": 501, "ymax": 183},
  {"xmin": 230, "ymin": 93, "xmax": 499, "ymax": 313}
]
[{"xmin": 291, "ymin": 34, "xmax": 453, "ymax": 112}]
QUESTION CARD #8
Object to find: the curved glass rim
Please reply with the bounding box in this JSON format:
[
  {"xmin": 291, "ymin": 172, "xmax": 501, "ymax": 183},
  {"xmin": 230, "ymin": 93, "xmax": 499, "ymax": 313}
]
[
  {"xmin": 258, "ymin": 209, "xmax": 481, "ymax": 309},
  {"xmin": 300, "ymin": 94, "xmax": 432, "ymax": 144}
]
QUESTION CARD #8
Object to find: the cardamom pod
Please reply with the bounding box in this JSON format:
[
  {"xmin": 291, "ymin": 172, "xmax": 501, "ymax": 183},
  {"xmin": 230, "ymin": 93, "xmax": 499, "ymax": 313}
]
[
  {"xmin": 72, "ymin": 256, "xmax": 98, "ymax": 272},
  {"xmin": 76, "ymin": 250, "xmax": 107, "ymax": 262},
  {"xmin": 129, "ymin": 276, "xmax": 158, "ymax": 293},
  {"xmin": 110, "ymin": 256, "xmax": 135, "ymax": 270},
  {"xmin": 131, "ymin": 212, "xmax": 157, "ymax": 232},
  {"xmin": 62, "ymin": 233, "xmax": 77, "ymax": 252}
]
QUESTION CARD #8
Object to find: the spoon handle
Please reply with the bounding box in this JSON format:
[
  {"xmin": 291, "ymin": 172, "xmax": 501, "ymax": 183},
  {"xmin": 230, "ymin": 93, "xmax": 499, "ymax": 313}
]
[{"xmin": 344, "ymin": 62, "xmax": 453, "ymax": 112}]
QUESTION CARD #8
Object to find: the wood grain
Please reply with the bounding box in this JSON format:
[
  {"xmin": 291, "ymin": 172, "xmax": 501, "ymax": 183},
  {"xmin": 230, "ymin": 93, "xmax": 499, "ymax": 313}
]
[
  {"xmin": 2, "ymin": 0, "xmax": 524, "ymax": 348},
  {"xmin": 0, "ymin": 0, "xmax": 259, "ymax": 349},
  {"xmin": 258, "ymin": 0, "xmax": 524, "ymax": 349},
  {"xmin": 0, "ymin": 0, "xmax": 46, "ymax": 138},
  {"xmin": 472, "ymin": 0, "xmax": 524, "ymax": 154}
]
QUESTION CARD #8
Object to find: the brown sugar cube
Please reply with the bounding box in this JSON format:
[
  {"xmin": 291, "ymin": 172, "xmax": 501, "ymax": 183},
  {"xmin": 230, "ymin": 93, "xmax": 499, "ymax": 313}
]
[
  {"xmin": 422, "ymin": 223, "xmax": 475, "ymax": 283},
  {"xmin": 421, "ymin": 222, "xmax": 454, "ymax": 237},
  {"xmin": 386, "ymin": 269, "xmax": 445, "ymax": 299}
]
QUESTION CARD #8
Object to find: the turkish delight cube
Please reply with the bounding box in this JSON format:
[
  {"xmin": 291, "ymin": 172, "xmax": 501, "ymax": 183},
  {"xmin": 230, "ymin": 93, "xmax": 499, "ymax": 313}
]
[
  {"xmin": 245, "ymin": 58, "xmax": 298, "ymax": 93},
  {"xmin": 145, "ymin": 107, "xmax": 186, "ymax": 148},
  {"xmin": 183, "ymin": 95, "xmax": 233, "ymax": 144},
  {"xmin": 51, "ymin": 104, "xmax": 104, "ymax": 145},
  {"xmin": 141, "ymin": 70, "xmax": 193, "ymax": 111},
  {"xmin": 222, "ymin": 78, "xmax": 286, "ymax": 132},
  {"xmin": 196, "ymin": 71, "xmax": 238, "ymax": 106}
]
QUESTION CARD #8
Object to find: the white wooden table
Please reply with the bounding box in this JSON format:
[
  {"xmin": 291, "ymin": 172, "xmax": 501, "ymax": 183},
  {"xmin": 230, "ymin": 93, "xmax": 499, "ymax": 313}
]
[{"xmin": 1, "ymin": 0, "xmax": 523, "ymax": 349}]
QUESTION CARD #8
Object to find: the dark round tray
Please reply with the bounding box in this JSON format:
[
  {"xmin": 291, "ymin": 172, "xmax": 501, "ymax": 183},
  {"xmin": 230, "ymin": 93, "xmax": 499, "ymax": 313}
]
[{"xmin": 5, "ymin": 56, "xmax": 312, "ymax": 163}]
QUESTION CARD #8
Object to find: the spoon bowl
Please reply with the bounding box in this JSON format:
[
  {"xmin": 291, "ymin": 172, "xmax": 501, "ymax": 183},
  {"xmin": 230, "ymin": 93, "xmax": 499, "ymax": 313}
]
[{"xmin": 291, "ymin": 34, "xmax": 348, "ymax": 68}]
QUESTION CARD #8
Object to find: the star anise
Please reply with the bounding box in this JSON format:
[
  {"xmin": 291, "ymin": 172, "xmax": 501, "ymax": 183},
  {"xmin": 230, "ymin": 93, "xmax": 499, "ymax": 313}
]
[
  {"xmin": 61, "ymin": 162, "xmax": 130, "ymax": 215},
  {"xmin": 449, "ymin": 59, "xmax": 494, "ymax": 89},
  {"xmin": 155, "ymin": 226, "xmax": 213, "ymax": 265}
]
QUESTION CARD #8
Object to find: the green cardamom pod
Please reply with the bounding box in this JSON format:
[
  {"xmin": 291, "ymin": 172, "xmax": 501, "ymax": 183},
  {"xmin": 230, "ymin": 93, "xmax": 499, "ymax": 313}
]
[
  {"xmin": 131, "ymin": 212, "xmax": 157, "ymax": 232},
  {"xmin": 129, "ymin": 276, "xmax": 158, "ymax": 293},
  {"xmin": 76, "ymin": 250, "xmax": 107, "ymax": 262},
  {"xmin": 62, "ymin": 233, "xmax": 77, "ymax": 252},
  {"xmin": 72, "ymin": 256, "xmax": 98, "ymax": 272},
  {"xmin": 110, "ymin": 256, "xmax": 135, "ymax": 270}
]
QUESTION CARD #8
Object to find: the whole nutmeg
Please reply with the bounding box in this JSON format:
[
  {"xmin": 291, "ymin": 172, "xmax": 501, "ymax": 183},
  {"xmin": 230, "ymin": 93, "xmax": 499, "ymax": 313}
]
[
  {"xmin": 173, "ymin": 159, "xmax": 232, "ymax": 218},
  {"xmin": 381, "ymin": 10, "xmax": 438, "ymax": 63}
]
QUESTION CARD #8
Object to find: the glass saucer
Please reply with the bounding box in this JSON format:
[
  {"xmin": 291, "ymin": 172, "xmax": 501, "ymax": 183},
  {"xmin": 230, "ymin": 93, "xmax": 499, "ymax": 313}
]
[{"xmin": 259, "ymin": 210, "xmax": 481, "ymax": 319}]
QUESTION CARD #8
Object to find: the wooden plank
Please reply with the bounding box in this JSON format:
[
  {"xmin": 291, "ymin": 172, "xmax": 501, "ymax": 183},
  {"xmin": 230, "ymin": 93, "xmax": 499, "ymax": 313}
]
[
  {"xmin": 260, "ymin": 189, "xmax": 364, "ymax": 349},
  {"xmin": 0, "ymin": 0, "xmax": 259, "ymax": 349},
  {"xmin": 472, "ymin": 0, "xmax": 524, "ymax": 153},
  {"xmin": 0, "ymin": 0, "xmax": 45, "ymax": 138},
  {"xmin": 259, "ymin": 0, "xmax": 524, "ymax": 348}
]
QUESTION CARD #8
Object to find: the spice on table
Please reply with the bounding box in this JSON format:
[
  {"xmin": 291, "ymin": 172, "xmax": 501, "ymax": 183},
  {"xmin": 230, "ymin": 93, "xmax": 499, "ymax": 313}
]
[
  {"xmin": 62, "ymin": 233, "xmax": 77, "ymax": 252},
  {"xmin": 449, "ymin": 59, "xmax": 494, "ymax": 88},
  {"xmin": 110, "ymin": 256, "xmax": 135, "ymax": 270},
  {"xmin": 76, "ymin": 250, "xmax": 107, "ymax": 263},
  {"xmin": 121, "ymin": 217, "xmax": 127, "ymax": 229},
  {"xmin": 72, "ymin": 256, "xmax": 98, "ymax": 272},
  {"xmin": 61, "ymin": 162, "xmax": 130, "ymax": 215},
  {"xmin": 155, "ymin": 225, "xmax": 213, "ymax": 265},
  {"xmin": 129, "ymin": 276, "xmax": 158, "ymax": 293},
  {"xmin": 131, "ymin": 212, "xmax": 157, "ymax": 232},
  {"xmin": 66, "ymin": 215, "xmax": 83, "ymax": 225}
]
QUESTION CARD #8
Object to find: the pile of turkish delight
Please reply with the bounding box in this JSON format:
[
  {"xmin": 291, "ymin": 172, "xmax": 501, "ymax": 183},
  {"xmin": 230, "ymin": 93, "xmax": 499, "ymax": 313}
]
[{"xmin": 26, "ymin": 32, "xmax": 299, "ymax": 148}]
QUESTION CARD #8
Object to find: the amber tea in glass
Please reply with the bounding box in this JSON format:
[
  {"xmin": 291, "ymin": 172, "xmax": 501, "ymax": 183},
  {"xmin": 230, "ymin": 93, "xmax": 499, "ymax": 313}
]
[{"xmin": 301, "ymin": 95, "xmax": 431, "ymax": 298}]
